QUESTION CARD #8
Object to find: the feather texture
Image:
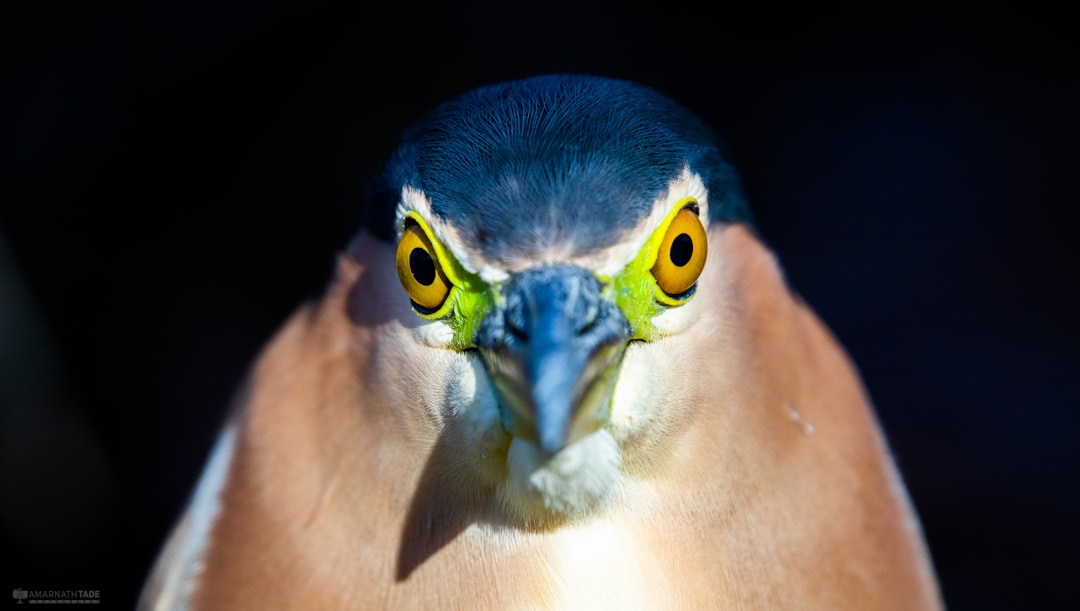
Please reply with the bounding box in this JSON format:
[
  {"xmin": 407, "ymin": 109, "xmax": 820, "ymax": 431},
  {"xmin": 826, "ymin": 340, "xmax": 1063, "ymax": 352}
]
[{"xmin": 142, "ymin": 226, "xmax": 940, "ymax": 609}]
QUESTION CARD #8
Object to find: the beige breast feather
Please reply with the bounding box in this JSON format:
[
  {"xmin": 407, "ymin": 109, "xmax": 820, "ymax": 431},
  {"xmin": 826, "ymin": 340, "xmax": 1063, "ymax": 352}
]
[{"xmin": 140, "ymin": 224, "xmax": 940, "ymax": 610}]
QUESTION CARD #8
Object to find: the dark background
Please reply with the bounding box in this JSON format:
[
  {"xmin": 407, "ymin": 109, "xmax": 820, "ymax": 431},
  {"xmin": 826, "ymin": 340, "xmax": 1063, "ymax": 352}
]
[{"xmin": 4, "ymin": 2, "xmax": 1078, "ymax": 608}]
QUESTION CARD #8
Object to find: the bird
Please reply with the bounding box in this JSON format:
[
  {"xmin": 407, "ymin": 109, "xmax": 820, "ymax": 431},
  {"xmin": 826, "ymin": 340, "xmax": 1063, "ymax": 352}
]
[{"xmin": 140, "ymin": 74, "xmax": 942, "ymax": 609}]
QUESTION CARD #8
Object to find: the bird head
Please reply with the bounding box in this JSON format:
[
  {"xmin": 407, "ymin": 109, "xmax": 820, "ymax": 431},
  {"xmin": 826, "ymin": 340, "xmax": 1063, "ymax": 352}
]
[{"xmin": 357, "ymin": 75, "xmax": 750, "ymax": 524}]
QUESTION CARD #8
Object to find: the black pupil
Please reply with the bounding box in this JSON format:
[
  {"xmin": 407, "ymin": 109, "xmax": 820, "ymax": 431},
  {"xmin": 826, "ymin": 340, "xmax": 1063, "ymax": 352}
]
[
  {"xmin": 409, "ymin": 247, "xmax": 437, "ymax": 286},
  {"xmin": 670, "ymin": 233, "xmax": 694, "ymax": 267}
]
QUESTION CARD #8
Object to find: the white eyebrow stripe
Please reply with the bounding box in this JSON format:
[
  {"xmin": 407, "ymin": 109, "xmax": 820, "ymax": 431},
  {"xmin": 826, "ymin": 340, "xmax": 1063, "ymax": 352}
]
[
  {"xmin": 396, "ymin": 186, "xmax": 511, "ymax": 284},
  {"xmin": 583, "ymin": 167, "xmax": 710, "ymax": 277},
  {"xmin": 393, "ymin": 166, "xmax": 710, "ymax": 282}
]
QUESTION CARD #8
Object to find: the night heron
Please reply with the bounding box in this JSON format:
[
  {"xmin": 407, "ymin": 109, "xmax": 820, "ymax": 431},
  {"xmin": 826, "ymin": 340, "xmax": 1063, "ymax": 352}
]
[{"xmin": 141, "ymin": 75, "xmax": 941, "ymax": 609}]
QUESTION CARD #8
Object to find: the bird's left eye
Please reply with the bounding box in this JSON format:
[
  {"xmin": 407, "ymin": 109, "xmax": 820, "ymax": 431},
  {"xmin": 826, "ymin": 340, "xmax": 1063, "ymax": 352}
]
[
  {"xmin": 396, "ymin": 223, "xmax": 452, "ymax": 313},
  {"xmin": 651, "ymin": 206, "xmax": 708, "ymax": 299}
]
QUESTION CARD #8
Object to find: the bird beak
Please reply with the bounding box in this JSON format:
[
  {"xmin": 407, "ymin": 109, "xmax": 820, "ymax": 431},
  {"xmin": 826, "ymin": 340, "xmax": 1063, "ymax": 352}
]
[{"xmin": 475, "ymin": 265, "xmax": 630, "ymax": 457}]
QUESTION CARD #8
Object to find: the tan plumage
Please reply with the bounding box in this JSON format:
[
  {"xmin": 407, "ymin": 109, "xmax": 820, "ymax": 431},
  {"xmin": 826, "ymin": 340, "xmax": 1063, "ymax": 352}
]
[{"xmin": 141, "ymin": 224, "xmax": 941, "ymax": 609}]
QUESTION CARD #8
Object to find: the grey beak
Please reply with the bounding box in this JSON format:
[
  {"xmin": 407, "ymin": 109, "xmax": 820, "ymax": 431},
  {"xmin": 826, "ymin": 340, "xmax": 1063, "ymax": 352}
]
[{"xmin": 475, "ymin": 266, "xmax": 630, "ymax": 456}]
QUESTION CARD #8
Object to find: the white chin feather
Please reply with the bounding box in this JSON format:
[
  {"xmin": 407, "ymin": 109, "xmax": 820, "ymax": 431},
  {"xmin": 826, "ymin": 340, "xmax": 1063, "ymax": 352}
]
[{"xmin": 502, "ymin": 430, "xmax": 622, "ymax": 521}]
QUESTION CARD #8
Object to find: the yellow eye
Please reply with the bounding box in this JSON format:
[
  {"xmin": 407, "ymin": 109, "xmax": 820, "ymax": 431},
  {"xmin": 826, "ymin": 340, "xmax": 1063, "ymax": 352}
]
[
  {"xmin": 396, "ymin": 223, "xmax": 452, "ymax": 313},
  {"xmin": 651, "ymin": 207, "xmax": 707, "ymax": 298}
]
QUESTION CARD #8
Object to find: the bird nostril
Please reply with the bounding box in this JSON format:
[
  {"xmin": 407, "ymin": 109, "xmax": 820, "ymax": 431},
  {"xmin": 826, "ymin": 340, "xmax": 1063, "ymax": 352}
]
[
  {"xmin": 508, "ymin": 322, "xmax": 528, "ymax": 342},
  {"xmin": 505, "ymin": 306, "xmax": 529, "ymax": 342},
  {"xmin": 574, "ymin": 301, "xmax": 600, "ymax": 336},
  {"xmin": 496, "ymin": 266, "xmax": 610, "ymax": 344}
]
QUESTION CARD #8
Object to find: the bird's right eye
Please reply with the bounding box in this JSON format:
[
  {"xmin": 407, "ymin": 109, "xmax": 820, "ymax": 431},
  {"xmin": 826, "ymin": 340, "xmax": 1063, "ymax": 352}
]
[{"xmin": 396, "ymin": 224, "xmax": 452, "ymax": 313}]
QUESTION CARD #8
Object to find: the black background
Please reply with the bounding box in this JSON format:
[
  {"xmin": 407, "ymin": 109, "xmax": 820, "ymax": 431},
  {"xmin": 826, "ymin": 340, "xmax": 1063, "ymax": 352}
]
[{"xmin": 4, "ymin": 2, "xmax": 1078, "ymax": 608}]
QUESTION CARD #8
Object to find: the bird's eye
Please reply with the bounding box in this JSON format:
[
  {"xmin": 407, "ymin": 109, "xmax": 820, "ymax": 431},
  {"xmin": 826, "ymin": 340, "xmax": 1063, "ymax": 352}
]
[
  {"xmin": 651, "ymin": 207, "xmax": 708, "ymax": 299},
  {"xmin": 396, "ymin": 223, "xmax": 452, "ymax": 313}
]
